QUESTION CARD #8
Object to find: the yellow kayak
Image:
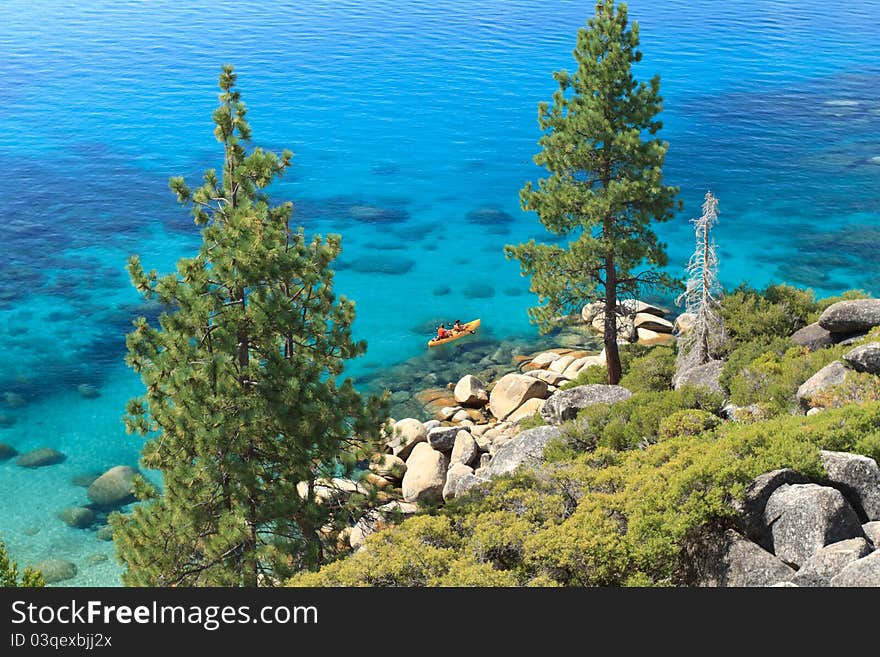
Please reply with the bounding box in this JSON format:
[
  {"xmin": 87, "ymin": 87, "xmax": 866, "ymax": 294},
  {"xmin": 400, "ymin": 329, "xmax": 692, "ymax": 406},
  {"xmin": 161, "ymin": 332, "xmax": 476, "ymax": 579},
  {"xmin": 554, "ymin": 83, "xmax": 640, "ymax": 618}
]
[{"xmin": 428, "ymin": 319, "xmax": 481, "ymax": 347}]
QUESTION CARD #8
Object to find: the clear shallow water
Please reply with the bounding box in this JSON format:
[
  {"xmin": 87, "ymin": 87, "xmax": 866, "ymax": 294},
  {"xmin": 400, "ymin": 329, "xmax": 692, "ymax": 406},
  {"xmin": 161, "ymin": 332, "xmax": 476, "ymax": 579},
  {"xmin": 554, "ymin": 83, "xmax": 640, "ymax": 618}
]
[{"xmin": 0, "ymin": 0, "xmax": 878, "ymax": 585}]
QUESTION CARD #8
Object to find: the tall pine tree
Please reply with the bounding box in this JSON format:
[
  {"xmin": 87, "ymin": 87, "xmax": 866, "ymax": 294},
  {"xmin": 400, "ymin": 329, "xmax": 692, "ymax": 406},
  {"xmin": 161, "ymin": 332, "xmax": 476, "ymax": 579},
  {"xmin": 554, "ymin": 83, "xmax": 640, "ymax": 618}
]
[
  {"xmin": 112, "ymin": 65, "xmax": 388, "ymax": 586},
  {"xmin": 506, "ymin": 0, "xmax": 679, "ymax": 384}
]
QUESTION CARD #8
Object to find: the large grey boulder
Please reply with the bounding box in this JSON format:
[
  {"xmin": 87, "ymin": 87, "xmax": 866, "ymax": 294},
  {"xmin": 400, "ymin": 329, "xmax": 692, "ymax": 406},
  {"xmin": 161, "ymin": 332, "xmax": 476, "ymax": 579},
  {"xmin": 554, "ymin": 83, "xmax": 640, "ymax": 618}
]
[
  {"xmin": 387, "ymin": 418, "xmax": 427, "ymax": 460},
  {"xmin": 829, "ymin": 550, "xmax": 880, "ymax": 587},
  {"xmin": 488, "ymin": 373, "xmax": 548, "ymax": 421},
  {"xmin": 30, "ymin": 559, "xmax": 77, "ymax": 584},
  {"xmin": 427, "ymin": 426, "xmax": 460, "ymax": 452},
  {"xmin": 764, "ymin": 483, "xmax": 864, "ymax": 567},
  {"xmin": 16, "ymin": 447, "xmax": 65, "ymax": 468},
  {"xmin": 735, "ymin": 468, "xmax": 810, "ymax": 550},
  {"xmin": 819, "ymin": 450, "xmax": 880, "ymax": 521},
  {"xmin": 453, "ymin": 375, "xmax": 488, "ymax": 407},
  {"xmin": 402, "ymin": 443, "xmax": 448, "ymax": 504},
  {"xmin": 540, "ymin": 384, "xmax": 632, "ymax": 425},
  {"xmin": 450, "ymin": 431, "xmax": 479, "ymax": 467},
  {"xmin": 87, "ymin": 465, "xmax": 138, "ymax": 507},
  {"xmin": 790, "ymin": 538, "xmax": 872, "ymax": 587},
  {"xmin": 790, "ymin": 322, "xmax": 834, "ymax": 351},
  {"xmin": 689, "ymin": 530, "xmax": 796, "ymax": 587},
  {"xmin": 483, "ymin": 426, "xmax": 561, "ymax": 478},
  {"xmin": 443, "ymin": 463, "xmax": 475, "ymax": 501},
  {"xmin": 795, "ymin": 361, "xmax": 849, "ymax": 408},
  {"xmin": 842, "ymin": 342, "xmax": 880, "ymax": 374},
  {"xmin": 672, "ymin": 360, "xmax": 725, "ymax": 396},
  {"xmin": 818, "ymin": 299, "xmax": 880, "ymax": 334}
]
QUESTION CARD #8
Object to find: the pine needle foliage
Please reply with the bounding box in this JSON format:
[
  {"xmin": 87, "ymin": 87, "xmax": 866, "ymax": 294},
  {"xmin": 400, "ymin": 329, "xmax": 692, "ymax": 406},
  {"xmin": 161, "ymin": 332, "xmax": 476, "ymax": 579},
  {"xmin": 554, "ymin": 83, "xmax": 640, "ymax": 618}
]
[
  {"xmin": 112, "ymin": 66, "xmax": 388, "ymax": 587},
  {"xmin": 0, "ymin": 538, "xmax": 44, "ymax": 587},
  {"xmin": 505, "ymin": 0, "xmax": 680, "ymax": 384}
]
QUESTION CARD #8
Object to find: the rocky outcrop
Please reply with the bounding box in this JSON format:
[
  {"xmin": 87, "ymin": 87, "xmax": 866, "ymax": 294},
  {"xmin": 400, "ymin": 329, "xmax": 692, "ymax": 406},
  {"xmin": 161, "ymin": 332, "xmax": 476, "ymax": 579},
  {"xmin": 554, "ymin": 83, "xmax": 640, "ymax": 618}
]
[
  {"xmin": 633, "ymin": 313, "xmax": 674, "ymax": 333},
  {"xmin": 819, "ymin": 450, "xmax": 880, "ymax": 521},
  {"xmin": 483, "ymin": 426, "xmax": 561, "ymax": 479},
  {"xmin": 736, "ymin": 468, "xmax": 810, "ymax": 550},
  {"xmin": 87, "ymin": 466, "xmax": 139, "ymax": 507},
  {"xmin": 672, "ymin": 360, "xmax": 725, "ymax": 396},
  {"xmin": 402, "ymin": 443, "xmax": 448, "ymax": 504},
  {"xmin": 540, "ymin": 384, "xmax": 632, "ymax": 425},
  {"xmin": 763, "ymin": 483, "xmax": 864, "ymax": 567},
  {"xmin": 790, "ymin": 538, "xmax": 872, "ymax": 587},
  {"xmin": 796, "ymin": 361, "xmax": 849, "ymax": 408},
  {"xmin": 842, "ymin": 342, "xmax": 880, "ymax": 375},
  {"xmin": 15, "ymin": 448, "xmax": 65, "ymax": 468},
  {"xmin": 488, "ymin": 373, "xmax": 548, "ymax": 421},
  {"xmin": 829, "ymin": 550, "xmax": 880, "ymax": 587},
  {"xmin": 791, "ymin": 323, "xmax": 834, "ymax": 351},
  {"xmin": 31, "ymin": 559, "xmax": 77, "ymax": 584},
  {"xmin": 453, "ymin": 375, "xmax": 488, "ymax": 407},
  {"xmin": 689, "ymin": 530, "xmax": 795, "ymax": 587},
  {"xmin": 387, "ymin": 418, "xmax": 427, "ymax": 460},
  {"xmin": 818, "ymin": 299, "xmax": 880, "ymax": 334}
]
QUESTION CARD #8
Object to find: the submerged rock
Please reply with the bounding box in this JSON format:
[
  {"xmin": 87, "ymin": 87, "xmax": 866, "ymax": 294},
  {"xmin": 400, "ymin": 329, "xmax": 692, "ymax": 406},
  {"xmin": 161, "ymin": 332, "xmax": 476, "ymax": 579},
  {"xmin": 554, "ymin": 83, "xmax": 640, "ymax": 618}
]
[
  {"xmin": 0, "ymin": 442, "xmax": 18, "ymax": 460},
  {"xmin": 77, "ymin": 383, "xmax": 101, "ymax": 399},
  {"xmin": 87, "ymin": 466, "xmax": 138, "ymax": 507},
  {"xmin": 31, "ymin": 559, "xmax": 77, "ymax": 584},
  {"xmin": 57, "ymin": 507, "xmax": 96, "ymax": 529},
  {"xmin": 16, "ymin": 448, "xmax": 65, "ymax": 468}
]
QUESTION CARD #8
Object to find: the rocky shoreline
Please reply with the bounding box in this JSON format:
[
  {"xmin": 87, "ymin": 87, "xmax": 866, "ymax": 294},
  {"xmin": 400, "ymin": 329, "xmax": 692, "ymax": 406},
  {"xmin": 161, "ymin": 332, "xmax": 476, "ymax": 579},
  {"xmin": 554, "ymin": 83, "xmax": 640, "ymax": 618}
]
[{"xmin": 343, "ymin": 298, "xmax": 880, "ymax": 586}]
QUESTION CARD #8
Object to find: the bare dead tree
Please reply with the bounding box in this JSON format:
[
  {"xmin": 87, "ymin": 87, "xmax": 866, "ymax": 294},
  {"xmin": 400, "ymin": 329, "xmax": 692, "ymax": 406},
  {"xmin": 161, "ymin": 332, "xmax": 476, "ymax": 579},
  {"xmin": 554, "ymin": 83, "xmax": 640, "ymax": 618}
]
[{"xmin": 676, "ymin": 191, "xmax": 724, "ymax": 367}]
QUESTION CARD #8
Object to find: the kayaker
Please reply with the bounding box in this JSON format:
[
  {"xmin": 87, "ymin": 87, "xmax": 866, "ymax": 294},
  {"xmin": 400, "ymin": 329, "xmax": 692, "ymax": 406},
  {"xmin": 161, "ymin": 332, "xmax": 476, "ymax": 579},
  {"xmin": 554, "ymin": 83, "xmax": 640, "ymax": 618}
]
[
  {"xmin": 452, "ymin": 319, "xmax": 463, "ymax": 333},
  {"xmin": 435, "ymin": 324, "xmax": 450, "ymax": 340}
]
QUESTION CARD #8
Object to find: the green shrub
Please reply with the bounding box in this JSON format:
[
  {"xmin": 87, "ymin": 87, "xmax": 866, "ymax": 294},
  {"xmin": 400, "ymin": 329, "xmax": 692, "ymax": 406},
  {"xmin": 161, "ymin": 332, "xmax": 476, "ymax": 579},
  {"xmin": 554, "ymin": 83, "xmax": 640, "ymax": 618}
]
[
  {"xmin": 658, "ymin": 409, "xmax": 721, "ymax": 440},
  {"xmin": 566, "ymin": 385, "xmax": 725, "ymax": 452},
  {"xmin": 809, "ymin": 371, "xmax": 880, "ymax": 410},
  {"xmin": 720, "ymin": 284, "xmax": 817, "ymax": 345},
  {"xmin": 516, "ymin": 410, "xmax": 546, "ymax": 430},
  {"xmin": 288, "ymin": 402, "xmax": 880, "ymax": 587},
  {"xmin": 814, "ymin": 289, "xmax": 870, "ymax": 315},
  {"xmin": 725, "ymin": 344, "xmax": 845, "ymax": 415},
  {"xmin": 619, "ymin": 346, "xmax": 676, "ymax": 393},
  {"xmin": 560, "ymin": 365, "xmax": 608, "ymax": 389}
]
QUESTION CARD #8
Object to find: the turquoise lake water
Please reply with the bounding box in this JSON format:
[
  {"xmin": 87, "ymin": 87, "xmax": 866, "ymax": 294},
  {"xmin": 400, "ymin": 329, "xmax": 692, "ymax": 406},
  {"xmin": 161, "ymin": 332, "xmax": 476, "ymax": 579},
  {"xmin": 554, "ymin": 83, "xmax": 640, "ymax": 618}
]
[{"xmin": 1, "ymin": 0, "xmax": 879, "ymax": 585}]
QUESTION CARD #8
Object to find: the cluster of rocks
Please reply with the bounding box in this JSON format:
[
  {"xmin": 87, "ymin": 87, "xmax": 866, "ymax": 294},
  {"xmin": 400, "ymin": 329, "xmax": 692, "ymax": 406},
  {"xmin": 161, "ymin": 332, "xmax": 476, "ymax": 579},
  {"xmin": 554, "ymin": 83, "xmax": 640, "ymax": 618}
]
[
  {"xmin": 581, "ymin": 299, "xmax": 676, "ymax": 346},
  {"xmin": 793, "ymin": 300, "xmax": 880, "ymax": 410},
  {"xmin": 693, "ymin": 450, "xmax": 880, "ymax": 587}
]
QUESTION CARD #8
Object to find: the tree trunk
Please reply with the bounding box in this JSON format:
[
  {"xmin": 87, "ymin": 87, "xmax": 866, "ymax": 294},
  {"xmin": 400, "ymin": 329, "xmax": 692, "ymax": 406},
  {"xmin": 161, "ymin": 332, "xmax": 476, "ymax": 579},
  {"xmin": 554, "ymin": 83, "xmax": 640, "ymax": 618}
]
[{"xmin": 604, "ymin": 253, "xmax": 622, "ymax": 385}]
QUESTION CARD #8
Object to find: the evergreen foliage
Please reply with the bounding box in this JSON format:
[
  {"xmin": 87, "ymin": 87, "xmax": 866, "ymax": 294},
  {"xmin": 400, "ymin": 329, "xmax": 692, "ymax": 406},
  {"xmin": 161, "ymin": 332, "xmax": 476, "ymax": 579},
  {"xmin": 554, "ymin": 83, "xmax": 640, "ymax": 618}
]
[
  {"xmin": 505, "ymin": 0, "xmax": 679, "ymax": 384},
  {"xmin": 0, "ymin": 538, "xmax": 44, "ymax": 587},
  {"xmin": 112, "ymin": 66, "xmax": 387, "ymax": 586},
  {"xmin": 289, "ymin": 401, "xmax": 880, "ymax": 587}
]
